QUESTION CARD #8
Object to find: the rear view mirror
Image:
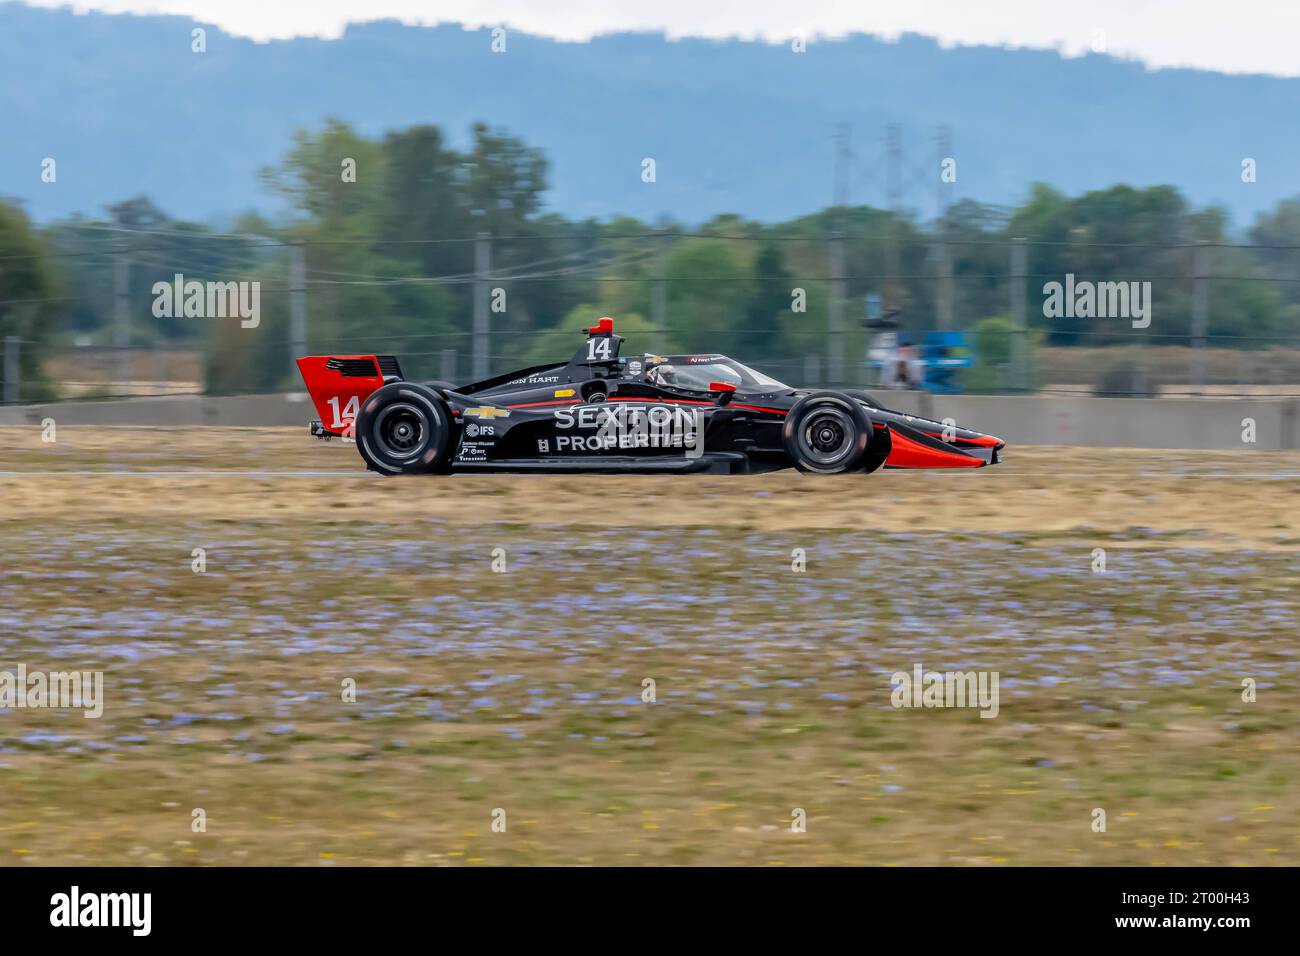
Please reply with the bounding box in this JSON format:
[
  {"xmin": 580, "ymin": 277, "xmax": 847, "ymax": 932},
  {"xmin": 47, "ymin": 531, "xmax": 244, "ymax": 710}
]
[{"xmin": 709, "ymin": 381, "xmax": 736, "ymax": 405}]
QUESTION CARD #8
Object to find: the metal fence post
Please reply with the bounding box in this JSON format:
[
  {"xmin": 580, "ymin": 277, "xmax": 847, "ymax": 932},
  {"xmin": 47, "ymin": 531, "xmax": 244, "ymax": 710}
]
[
  {"xmin": 652, "ymin": 229, "xmax": 667, "ymax": 330},
  {"xmin": 1191, "ymin": 240, "xmax": 1210, "ymax": 395},
  {"xmin": 289, "ymin": 242, "xmax": 307, "ymax": 361},
  {"xmin": 2, "ymin": 336, "xmax": 18, "ymax": 404},
  {"xmin": 114, "ymin": 249, "xmax": 130, "ymax": 396},
  {"xmin": 936, "ymin": 237, "xmax": 953, "ymax": 331},
  {"xmin": 152, "ymin": 340, "xmax": 165, "ymax": 397},
  {"xmin": 1010, "ymin": 237, "xmax": 1027, "ymax": 392},
  {"xmin": 473, "ymin": 232, "xmax": 492, "ymax": 381},
  {"xmin": 827, "ymin": 230, "xmax": 845, "ymax": 384}
]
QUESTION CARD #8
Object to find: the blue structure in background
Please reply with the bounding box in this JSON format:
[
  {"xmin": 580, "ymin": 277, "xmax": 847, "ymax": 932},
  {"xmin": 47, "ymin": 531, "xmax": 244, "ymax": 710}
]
[
  {"xmin": 920, "ymin": 330, "xmax": 973, "ymax": 394},
  {"xmin": 864, "ymin": 310, "xmax": 973, "ymax": 393}
]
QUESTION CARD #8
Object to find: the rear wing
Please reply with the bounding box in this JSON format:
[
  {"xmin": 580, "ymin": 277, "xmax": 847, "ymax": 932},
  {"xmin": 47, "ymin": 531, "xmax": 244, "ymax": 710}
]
[{"xmin": 296, "ymin": 354, "xmax": 402, "ymax": 437}]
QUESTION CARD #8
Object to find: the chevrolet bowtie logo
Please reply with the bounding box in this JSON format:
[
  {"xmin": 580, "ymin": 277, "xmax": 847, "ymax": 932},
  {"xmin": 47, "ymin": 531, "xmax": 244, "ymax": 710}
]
[{"xmin": 464, "ymin": 406, "xmax": 511, "ymax": 419}]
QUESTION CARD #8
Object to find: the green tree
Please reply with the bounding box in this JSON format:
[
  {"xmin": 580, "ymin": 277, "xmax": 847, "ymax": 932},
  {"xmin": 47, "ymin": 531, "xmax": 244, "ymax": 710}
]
[
  {"xmin": 743, "ymin": 240, "xmax": 793, "ymax": 362},
  {"xmin": 961, "ymin": 315, "xmax": 1041, "ymax": 393},
  {"xmin": 664, "ymin": 239, "xmax": 753, "ymax": 355},
  {"xmin": 0, "ymin": 202, "xmax": 60, "ymax": 401},
  {"xmin": 462, "ymin": 122, "xmax": 548, "ymax": 240},
  {"xmin": 375, "ymin": 125, "xmax": 466, "ymax": 277},
  {"xmin": 261, "ymin": 118, "xmax": 385, "ymax": 235}
]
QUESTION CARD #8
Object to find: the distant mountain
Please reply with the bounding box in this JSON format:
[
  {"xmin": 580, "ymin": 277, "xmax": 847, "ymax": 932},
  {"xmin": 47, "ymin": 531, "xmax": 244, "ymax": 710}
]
[{"xmin": 2, "ymin": 2, "xmax": 1297, "ymax": 226}]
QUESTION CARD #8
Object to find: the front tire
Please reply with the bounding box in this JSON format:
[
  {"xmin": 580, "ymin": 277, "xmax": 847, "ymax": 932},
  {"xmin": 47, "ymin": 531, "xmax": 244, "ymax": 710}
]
[
  {"xmin": 840, "ymin": 389, "xmax": 889, "ymax": 472},
  {"xmin": 781, "ymin": 391, "xmax": 872, "ymax": 474},
  {"xmin": 355, "ymin": 383, "xmax": 452, "ymax": 475}
]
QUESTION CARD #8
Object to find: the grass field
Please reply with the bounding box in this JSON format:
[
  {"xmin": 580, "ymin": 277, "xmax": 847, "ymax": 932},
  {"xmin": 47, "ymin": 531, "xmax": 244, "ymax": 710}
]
[{"xmin": 1, "ymin": 427, "xmax": 1297, "ymax": 865}]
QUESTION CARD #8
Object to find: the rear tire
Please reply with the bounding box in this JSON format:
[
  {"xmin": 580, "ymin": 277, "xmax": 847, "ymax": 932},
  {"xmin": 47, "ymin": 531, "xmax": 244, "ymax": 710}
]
[
  {"xmin": 781, "ymin": 391, "xmax": 872, "ymax": 474},
  {"xmin": 355, "ymin": 382, "xmax": 452, "ymax": 475}
]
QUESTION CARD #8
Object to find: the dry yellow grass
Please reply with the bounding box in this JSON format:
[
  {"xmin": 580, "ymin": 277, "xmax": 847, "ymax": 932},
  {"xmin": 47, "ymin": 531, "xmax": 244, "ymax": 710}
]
[
  {"xmin": 0, "ymin": 427, "xmax": 1296, "ymax": 866},
  {"xmin": 2, "ymin": 427, "xmax": 1298, "ymax": 546}
]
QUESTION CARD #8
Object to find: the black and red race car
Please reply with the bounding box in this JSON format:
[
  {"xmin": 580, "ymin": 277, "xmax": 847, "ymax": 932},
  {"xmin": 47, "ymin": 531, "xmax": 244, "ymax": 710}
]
[{"xmin": 296, "ymin": 317, "xmax": 1004, "ymax": 475}]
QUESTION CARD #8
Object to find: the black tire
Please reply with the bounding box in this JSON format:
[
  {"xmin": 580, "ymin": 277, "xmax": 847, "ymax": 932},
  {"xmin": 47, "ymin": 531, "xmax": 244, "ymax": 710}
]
[
  {"xmin": 355, "ymin": 382, "xmax": 452, "ymax": 475},
  {"xmin": 860, "ymin": 424, "xmax": 891, "ymax": 474},
  {"xmin": 840, "ymin": 388, "xmax": 882, "ymax": 409},
  {"xmin": 840, "ymin": 389, "xmax": 889, "ymax": 471},
  {"xmin": 781, "ymin": 390, "xmax": 872, "ymax": 474}
]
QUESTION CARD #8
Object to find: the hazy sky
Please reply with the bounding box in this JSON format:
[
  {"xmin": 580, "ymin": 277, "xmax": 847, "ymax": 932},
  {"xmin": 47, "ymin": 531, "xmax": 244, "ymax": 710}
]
[{"xmin": 26, "ymin": 0, "xmax": 1300, "ymax": 77}]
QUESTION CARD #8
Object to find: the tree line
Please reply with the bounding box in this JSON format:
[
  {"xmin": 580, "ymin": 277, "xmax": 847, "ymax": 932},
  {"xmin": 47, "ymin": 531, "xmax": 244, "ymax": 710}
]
[{"xmin": 3, "ymin": 118, "xmax": 1300, "ymax": 398}]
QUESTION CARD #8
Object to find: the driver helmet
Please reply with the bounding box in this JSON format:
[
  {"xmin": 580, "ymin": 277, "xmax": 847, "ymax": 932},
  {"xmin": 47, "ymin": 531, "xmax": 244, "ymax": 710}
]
[{"xmin": 645, "ymin": 357, "xmax": 674, "ymax": 385}]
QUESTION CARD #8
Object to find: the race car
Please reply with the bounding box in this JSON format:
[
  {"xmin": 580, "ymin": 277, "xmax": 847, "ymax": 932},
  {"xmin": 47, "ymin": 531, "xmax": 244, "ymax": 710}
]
[{"xmin": 295, "ymin": 317, "xmax": 1005, "ymax": 475}]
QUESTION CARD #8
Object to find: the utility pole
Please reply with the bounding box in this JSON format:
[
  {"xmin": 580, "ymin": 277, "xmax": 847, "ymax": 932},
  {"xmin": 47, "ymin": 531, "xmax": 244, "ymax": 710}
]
[
  {"xmin": 935, "ymin": 125, "xmax": 954, "ymax": 330},
  {"xmin": 935, "ymin": 124, "xmax": 953, "ymax": 223},
  {"xmin": 472, "ymin": 232, "xmax": 492, "ymax": 382},
  {"xmin": 885, "ymin": 123, "xmax": 903, "ymax": 311},
  {"xmin": 828, "ymin": 125, "xmax": 851, "ymax": 386},
  {"xmin": 652, "ymin": 229, "xmax": 667, "ymax": 329},
  {"xmin": 1010, "ymin": 237, "xmax": 1027, "ymax": 391},
  {"xmin": 1191, "ymin": 240, "xmax": 1210, "ymax": 395},
  {"xmin": 828, "ymin": 230, "xmax": 846, "ymax": 384},
  {"xmin": 935, "ymin": 242, "xmax": 953, "ymax": 332},
  {"xmin": 114, "ymin": 248, "xmax": 130, "ymax": 397},
  {"xmin": 804, "ymin": 353, "xmax": 821, "ymax": 388},
  {"xmin": 151, "ymin": 340, "xmax": 164, "ymax": 395},
  {"xmin": 289, "ymin": 242, "xmax": 307, "ymax": 362},
  {"xmin": 832, "ymin": 123, "xmax": 851, "ymax": 212}
]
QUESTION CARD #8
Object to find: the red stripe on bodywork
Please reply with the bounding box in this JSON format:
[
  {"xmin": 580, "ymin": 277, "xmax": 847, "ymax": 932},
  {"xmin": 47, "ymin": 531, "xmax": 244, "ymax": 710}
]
[{"xmin": 885, "ymin": 429, "xmax": 984, "ymax": 468}]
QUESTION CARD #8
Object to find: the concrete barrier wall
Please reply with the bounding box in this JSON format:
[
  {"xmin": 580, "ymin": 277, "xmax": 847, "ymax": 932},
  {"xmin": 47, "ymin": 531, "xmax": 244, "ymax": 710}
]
[
  {"xmin": 914, "ymin": 394, "xmax": 1297, "ymax": 450},
  {"xmin": 2, "ymin": 391, "xmax": 1297, "ymax": 450},
  {"xmin": 0, "ymin": 393, "xmax": 315, "ymax": 428}
]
